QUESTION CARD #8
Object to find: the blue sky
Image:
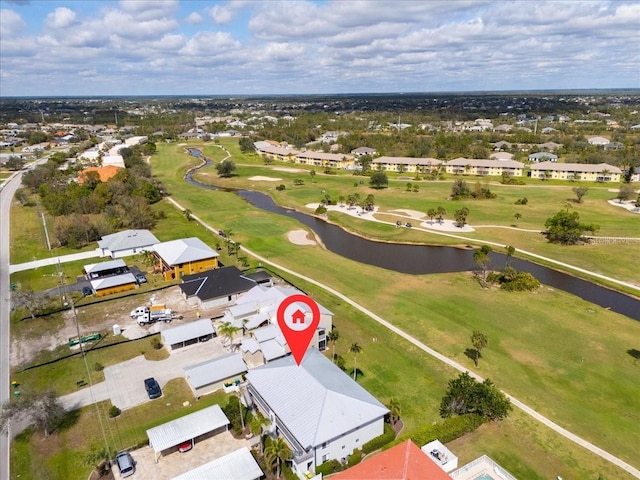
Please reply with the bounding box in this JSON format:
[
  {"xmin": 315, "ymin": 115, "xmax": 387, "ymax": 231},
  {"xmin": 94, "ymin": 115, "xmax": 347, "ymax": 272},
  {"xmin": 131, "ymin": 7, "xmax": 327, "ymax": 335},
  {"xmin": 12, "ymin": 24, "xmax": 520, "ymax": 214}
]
[{"xmin": 1, "ymin": 0, "xmax": 639, "ymax": 97}]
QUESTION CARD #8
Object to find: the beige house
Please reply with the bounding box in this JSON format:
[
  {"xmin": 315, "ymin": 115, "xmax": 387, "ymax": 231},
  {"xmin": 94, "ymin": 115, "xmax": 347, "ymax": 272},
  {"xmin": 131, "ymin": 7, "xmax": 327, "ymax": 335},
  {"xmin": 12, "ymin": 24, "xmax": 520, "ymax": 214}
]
[
  {"xmin": 296, "ymin": 150, "xmax": 354, "ymax": 169},
  {"xmin": 372, "ymin": 156, "xmax": 442, "ymax": 174},
  {"xmin": 529, "ymin": 162, "xmax": 622, "ymax": 182},
  {"xmin": 444, "ymin": 158, "xmax": 525, "ymax": 177}
]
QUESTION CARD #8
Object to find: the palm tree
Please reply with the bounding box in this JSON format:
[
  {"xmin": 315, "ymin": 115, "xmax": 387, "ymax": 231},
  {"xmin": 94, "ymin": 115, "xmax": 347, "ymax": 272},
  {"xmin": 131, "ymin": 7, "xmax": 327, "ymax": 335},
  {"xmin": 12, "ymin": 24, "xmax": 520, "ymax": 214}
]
[
  {"xmin": 217, "ymin": 321, "xmax": 240, "ymax": 350},
  {"xmin": 264, "ymin": 437, "xmax": 291, "ymax": 479},
  {"xmin": 386, "ymin": 397, "xmax": 401, "ymax": 426},
  {"xmin": 427, "ymin": 208, "xmax": 437, "ymax": 224},
  {"xmin": 327, "ymin": 329, "xmax": 340, "ymax": 362},
  {"xmin": 513, "ymin": 212, "xmax": 522, "ymax": 225},
  {"xmin": 505, "ymin": 245, "xmax": 516, "ymax": 267},
  {"xmin": 349, "ymin": 343, "xmax": 362, "ymax": 381},
  {"xmin": 436, "ymin": 206, "xmax": 446, "ymax": 224},
  {"xmin": 471, "ymin": 330, "xmax": 488, "ymax": 367}
]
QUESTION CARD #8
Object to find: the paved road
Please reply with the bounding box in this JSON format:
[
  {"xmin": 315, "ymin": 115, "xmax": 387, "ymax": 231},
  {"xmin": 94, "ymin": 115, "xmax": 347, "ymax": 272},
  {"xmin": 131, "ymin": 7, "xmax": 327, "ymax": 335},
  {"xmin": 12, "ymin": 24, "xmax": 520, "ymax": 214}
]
[
  {"xmin": 9, "ymin": 250, "xmax": 101, "ymax": 274},
  {"xmin": 164, "ymin": 194, "xmax": 640, "ymax": 479},
  {"xmin": 0, "ymin": 173, "xmax": 22, "ymax": 480}
]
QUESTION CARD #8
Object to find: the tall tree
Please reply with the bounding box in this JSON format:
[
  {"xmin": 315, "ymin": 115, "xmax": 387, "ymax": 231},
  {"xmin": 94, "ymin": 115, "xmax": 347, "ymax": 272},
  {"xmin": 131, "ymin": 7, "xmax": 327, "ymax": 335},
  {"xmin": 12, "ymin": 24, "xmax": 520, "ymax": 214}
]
[
  {"xmin": 0, "ymin": 389, "xmax": 66, "ymax": 438},
  {"xmin": 439, "ymin": 372, "xmax": 511, "ymax": 421},
  {"xmin": 436, "ymin": 206, "xmax": 447, "ymax": 224},
  {"xmin": 369, "ymin": 171, "xmax": 388, "ymax": 189},
  {"xmin": 505, "ymin": 245, "xmax": 516, "ymax": 267},
  {"xmin": 473, "ymin": 245, "xmax": 492, "ymax": 287},
  {"xmin": 544, "ymin": 208, "xmax": 599, "ymax": 244},
  {"xmin": 427, "ymin": 208, "xmax": 437, "ymax": 224},
  {"xmin": 349, "ymin": 343, "xmax": 363, "ymax": 381},
  {"xmin": 454, "ymin": 207, "xmax": 470, "ymax": 226},
  {"xmin": 264, "ymin": 437, "xmax": 291, "ymax": 479},
  {"xmin": 386, "ymin": 397, "xmax": 401, "ymax": 426},
  {"xmin": 471, "ymin": 331, "xmax": 488, "ymax": 367},
  {"xmin": 215, "ymin": 159, "xmax": 237, "ymax": 178}
]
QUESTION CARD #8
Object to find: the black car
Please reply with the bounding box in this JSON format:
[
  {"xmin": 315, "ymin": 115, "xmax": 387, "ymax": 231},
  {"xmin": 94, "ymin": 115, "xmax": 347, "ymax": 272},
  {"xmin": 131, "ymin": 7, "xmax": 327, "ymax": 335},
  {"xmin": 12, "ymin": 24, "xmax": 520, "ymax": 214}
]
[
  {"xmin": 144, "ymin": 377, "xmax": 162, "ymax": 399},
  {"xmin": 135, "ymin": 273, "xmax": 147, "ymax": 284}
]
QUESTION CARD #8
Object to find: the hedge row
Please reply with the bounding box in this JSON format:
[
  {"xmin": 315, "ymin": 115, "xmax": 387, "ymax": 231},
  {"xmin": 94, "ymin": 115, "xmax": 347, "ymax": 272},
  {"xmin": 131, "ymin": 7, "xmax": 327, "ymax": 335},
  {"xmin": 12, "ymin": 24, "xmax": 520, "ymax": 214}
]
[
  {"xmin": 407, "ymin": 414, "xmax": 485, "ymax": 446},
  {"xmin": 362, "ymin": 423, "xmax": 396, "ymax": 454}
]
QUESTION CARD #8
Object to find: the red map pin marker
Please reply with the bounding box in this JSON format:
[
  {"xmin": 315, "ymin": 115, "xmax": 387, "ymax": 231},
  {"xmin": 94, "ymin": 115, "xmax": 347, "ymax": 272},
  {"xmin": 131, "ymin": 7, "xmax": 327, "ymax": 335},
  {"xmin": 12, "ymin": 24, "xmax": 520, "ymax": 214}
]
[{"xmin": 277, "ymin": 294, "xmax": 321, "ymax": 366}]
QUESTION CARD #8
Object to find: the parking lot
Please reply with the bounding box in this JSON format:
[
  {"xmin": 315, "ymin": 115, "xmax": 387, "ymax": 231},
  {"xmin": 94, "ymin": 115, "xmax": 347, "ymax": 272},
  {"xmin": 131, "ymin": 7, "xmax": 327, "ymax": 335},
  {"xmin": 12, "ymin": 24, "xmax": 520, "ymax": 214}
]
[
  {"xmin": 111, "ymin": 429, "xmax": 255, "ymax": 480},
  {"xmin": 103, "ymin": 338, "xmax": 226, "ymax": 410}
]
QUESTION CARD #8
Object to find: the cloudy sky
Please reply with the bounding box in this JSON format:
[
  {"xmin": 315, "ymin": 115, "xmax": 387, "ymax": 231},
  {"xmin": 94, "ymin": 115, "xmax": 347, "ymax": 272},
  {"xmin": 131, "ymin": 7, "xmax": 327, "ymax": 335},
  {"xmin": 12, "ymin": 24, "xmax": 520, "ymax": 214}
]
[{"xmin": 1, "ymin": 0, "xmax": 639, "ymax": 97}]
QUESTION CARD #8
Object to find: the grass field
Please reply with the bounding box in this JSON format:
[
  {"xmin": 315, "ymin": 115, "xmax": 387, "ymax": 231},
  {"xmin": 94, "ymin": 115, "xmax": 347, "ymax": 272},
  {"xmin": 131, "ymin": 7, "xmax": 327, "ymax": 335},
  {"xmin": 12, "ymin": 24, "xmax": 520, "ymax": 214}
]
[{"xmin": 8, "ymin": 138, "xmax": 640, "ymax": 479}]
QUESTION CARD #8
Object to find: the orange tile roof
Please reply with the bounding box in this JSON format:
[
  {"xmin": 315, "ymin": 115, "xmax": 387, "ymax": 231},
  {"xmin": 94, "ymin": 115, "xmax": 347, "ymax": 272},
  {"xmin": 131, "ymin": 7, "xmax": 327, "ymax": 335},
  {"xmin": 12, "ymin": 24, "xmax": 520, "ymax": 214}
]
[
  {"xmin": 78, "ymin": 165, "xmax": 123, "ymax": 183},
  {"xmin": 332, "ymin": 440, "xmax": 451, "ymax": 480}
]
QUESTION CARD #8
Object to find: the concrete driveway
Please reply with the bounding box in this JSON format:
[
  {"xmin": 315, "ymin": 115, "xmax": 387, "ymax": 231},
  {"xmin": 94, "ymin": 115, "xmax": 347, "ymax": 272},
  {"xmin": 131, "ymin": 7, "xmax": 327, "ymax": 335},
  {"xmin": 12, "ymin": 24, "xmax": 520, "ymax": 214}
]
[{"xmin": 103, "ymin": 339, "xmax": 227, "ymax": 410}]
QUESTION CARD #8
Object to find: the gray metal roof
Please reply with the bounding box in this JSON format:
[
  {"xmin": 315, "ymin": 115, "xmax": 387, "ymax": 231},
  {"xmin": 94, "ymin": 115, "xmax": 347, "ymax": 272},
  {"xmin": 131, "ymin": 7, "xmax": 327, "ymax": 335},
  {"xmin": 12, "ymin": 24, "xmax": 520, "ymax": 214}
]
[
  {"xmin": 246, "ymin": 349, "xmax": 388, "ymax": 449},
  {"xmin": 184, "ymin": 353, "xmax": 247, "ymax": 389},
  {"xmin": 97, "ymin": 229, "xmax": 159, "ymax": 252},
  {"xmin": 153, "ymin": 237, "xmax": 219, "ymax": 266},
  {"xmin": 146, "ymin": 404, "xmax": 229, "ymax": 454},
  {"xmin": 170, "ymin": 447, "xmax": 263, "ymax": 480},
  {"xmin": 89, "ymin": 272, "xmax": 136, "ymax": 290},
  {"xmin": 162, "ymin": 319, "xmax": 214, "ymax": 346},
  {"xmin": 84, "ymin": 259, "xmax": 127, "ymax": 274}
]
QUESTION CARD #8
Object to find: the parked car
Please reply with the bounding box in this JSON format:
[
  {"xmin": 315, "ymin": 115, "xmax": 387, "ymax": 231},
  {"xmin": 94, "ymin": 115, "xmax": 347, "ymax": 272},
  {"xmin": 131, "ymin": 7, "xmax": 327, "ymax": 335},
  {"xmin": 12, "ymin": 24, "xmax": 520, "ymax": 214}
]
[
  {"xmin": 115, "ymin": 451, "xmax": 135, "ymax": 478},
  {"xmin": 135, "ymin": 273, "xmax": 147, "ymax": 284},
  {"xmin": 82, "ymin": 286, "xmax": 93, "ymax": 296},
  {"xmin": 144, "ymin": 377, "xmax": 162, "ymax": 399},
  {"xmin": 178, "ymin": 439, "xmax": 193, "ymax": 453}
]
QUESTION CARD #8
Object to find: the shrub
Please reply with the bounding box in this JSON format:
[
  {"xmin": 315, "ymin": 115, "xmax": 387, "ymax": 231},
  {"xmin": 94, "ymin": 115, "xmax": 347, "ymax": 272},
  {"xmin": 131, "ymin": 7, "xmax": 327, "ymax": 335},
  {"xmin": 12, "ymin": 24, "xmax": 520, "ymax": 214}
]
[
  {"xmin": 93, "ymin": 362, "xmax": 104, "ymax": 372},
  {"xmin": 315, "ymin": 460, "xmax": 342, "ymax": 476},
  {"xmin": 108, "ymin": 405, "xmax": 121, "ymax": 418},
  {"xmin": 315, "ymin": 206, "xmax": 327, "ymax": 214},
  {"xmin": 362, "ymin": 423, "xmax": 396, "ymax": 454},
  {"xmin": 150, "ymin": 336, "xmax": 163, "ymax": 350},
  {"xmin": 408, "ymin": 414, "xmax": 485, "ymax": 446},
  {"xmin": 293, "ymin": 179, "xmax": 304, "ymax": 186},
  {"xmin": 515, "ymin": 197, "xmax": 528, "ymax": 205},
  {"xmin": 347, "ymin": 449, "xmax": 363, "ymax": 468},
  {"xmin": 500, "ymin": 271, "xmax": 541, "ymax": 291},
  {"xmin": 276, "ymin": 184, "xmax": 286, "ymax": 191}
]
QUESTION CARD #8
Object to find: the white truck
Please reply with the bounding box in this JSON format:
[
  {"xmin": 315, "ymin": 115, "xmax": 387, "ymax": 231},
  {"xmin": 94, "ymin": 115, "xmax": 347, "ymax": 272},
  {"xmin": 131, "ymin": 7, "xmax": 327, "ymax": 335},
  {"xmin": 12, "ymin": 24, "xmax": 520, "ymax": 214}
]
[{"xmin": 136, "ymin": 304, "xmax": 174, "ymax": 325}]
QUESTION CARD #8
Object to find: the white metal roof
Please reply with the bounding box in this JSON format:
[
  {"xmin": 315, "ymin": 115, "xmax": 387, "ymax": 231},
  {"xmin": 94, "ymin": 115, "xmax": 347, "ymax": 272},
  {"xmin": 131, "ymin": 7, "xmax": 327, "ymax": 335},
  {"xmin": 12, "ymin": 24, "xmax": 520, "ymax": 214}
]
[
  {"xmin": 147, "ymin": 405, "xmax": 229, "ymax": 454},
  {"xmin": 90, "ymin": 272, "xmax": 136, "ymax": 290},
  {"xmin": 184, "ymin": 353, "xmax": 246, "ymax": 389},
  {"xmin": 97, "ymin": 229, "xmax": 159, "ymax": 252},
  {"xmin": 247, "ymin": 349, "xmax": 388, "ymax": 449},
  {"xmin": 162, "ymin": 319, "xmax": 214, "ymax": 346},
  {"xmin": 170, "ymin": 447, "xmax": 263, "ymax": 480},
  {"xmin": 153, "ymin": 237, "xmax": 219, "ymax": 266},
  {"xmin": 259, "ymin": 338, "xmax": 288, "ymax": 362},
  {"xmin": 240, "ymin": 338, "xmax": 260, "ymax": 354},
  {"xmin": 84, "ymin": 259, "xmax": 127, "ymax": 274}
]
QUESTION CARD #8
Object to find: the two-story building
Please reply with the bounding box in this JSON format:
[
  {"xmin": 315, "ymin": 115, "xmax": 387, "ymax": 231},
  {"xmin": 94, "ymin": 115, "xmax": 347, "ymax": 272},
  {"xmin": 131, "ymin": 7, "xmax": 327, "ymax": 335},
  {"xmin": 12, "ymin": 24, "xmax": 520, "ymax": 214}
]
[
  {"xmin": 153, "ymin": 237, "xmax": 219, "ymax": 281},
  {"xmin": 246, "ymin": 349, "xmax": 388, "ymax": 479},
  {"xmin": 444, "ymin": 158, "xmax": 525, "ymax": 177},
  {"xmin": 371, "ymin": 156, "xmax": 442, "ymax": 174},
  {"xmin": 529, "ymin": 162, "xmax": 622, "ymax": 182}
]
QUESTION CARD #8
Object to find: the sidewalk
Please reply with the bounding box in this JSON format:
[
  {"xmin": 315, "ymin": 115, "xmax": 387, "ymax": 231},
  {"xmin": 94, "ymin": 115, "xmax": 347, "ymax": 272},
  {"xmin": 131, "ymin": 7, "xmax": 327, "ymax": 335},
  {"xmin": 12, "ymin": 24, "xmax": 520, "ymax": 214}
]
[{"xmin": 9, "ymin": 250, "xmax": 102, "ymax": 274}]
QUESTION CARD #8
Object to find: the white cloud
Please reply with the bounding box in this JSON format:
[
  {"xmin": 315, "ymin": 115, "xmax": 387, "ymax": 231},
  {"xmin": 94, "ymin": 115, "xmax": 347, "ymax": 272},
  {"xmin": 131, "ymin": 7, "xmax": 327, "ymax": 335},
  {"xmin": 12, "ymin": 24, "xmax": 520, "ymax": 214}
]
[
  {"xmin": 103, "ymin": 10, "xmax": 178, "ymax": 41},
  {"xmin": 44, "ymin": 7, "xmax": 77, "ymax": 29},
  {"xmin": 185, "ymin": 12, "xmax": 202, "ymax": 24},
  {"xmin": 210, "ymin": 5, "xmax": 233, "ymax": 25},
  {"xmin": 0, "ymin": 8, "xmax": 26, "ymax": 37},
  {"xmin": 118, "ymin": 0, "xmax": 178, "ymax": 21}
]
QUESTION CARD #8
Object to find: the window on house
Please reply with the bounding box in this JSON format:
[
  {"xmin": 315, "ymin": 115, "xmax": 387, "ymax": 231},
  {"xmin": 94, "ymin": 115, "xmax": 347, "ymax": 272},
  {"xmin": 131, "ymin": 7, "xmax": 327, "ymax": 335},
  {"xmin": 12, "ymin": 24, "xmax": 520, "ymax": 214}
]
[{"xmin": 322, "ymin": 454, "xmax": 328, "ymax": 463}]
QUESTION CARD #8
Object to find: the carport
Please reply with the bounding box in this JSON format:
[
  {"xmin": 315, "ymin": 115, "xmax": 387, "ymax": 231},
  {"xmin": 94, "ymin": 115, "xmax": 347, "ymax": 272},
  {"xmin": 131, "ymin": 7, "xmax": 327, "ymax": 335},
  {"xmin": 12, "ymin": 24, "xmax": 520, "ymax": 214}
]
[
  {"xmin": 170, "ymin": 446, "xmax": 263, "ymax": 480},
  {"xmin": 184, "ymin": 353, "xmax": 247, "ymax": 398},
  {"xmin": 146, "ymin": 404, "xmax": 230, "ymax": 463},
  {"xmin": 161, "ymin": 318, "xmax": 215, "ymax": 351}
]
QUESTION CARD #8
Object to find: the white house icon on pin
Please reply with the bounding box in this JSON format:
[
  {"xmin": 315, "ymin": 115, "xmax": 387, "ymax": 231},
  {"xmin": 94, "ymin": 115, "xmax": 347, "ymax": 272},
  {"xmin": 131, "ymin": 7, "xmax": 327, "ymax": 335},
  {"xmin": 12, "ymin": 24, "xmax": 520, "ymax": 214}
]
[{"xmin": 291, "ymin": 309, "xmax": 306, "ymax": 324}]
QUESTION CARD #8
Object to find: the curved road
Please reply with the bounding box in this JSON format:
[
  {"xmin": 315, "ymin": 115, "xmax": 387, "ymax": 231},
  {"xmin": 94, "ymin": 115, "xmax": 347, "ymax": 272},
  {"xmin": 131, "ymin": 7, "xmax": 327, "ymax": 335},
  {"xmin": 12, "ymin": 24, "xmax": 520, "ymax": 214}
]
[{"xmin": 165, "ymin": 191, "xmax": 640, "ymax": 478}]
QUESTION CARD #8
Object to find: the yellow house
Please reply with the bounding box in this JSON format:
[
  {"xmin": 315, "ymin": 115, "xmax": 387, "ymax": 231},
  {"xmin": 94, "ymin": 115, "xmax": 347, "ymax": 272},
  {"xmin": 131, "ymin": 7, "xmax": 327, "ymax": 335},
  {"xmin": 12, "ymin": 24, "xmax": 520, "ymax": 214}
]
[
  {"xmin": 372, "ymin": 156, "xmax": 442, "ymax": 173},
  {"xmin": 444, "ymin": 158, "xmax": 525, "ymax": 177},
  {"xmin": 90, "ymin": 273, "xmax": 138, "ymax": 297},
  {"xmin": 153, "ymin": 237, "xmax": 219, "ymax": 281},
  {"xmin": 529, "ymin": 162, "xmax": 622, "ymax": 182}
]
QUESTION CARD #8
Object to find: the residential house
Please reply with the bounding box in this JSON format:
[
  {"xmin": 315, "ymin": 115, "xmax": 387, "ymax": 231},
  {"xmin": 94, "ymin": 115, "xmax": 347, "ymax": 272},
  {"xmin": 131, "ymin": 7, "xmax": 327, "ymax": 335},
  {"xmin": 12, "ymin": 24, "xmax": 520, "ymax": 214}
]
[
  {"xmin": 372, "ymin": 156, "xmax": 442, "ymax": 174},
  {"xmin": 604, "ymin": 141, "xmax": 624, "ymax": 151},
  {"xmin": 170, "ymin": 447, "xmax": 263, "ymax": 480},
  {"xmin": 332, "ymin": 440, "xmax": 452, "ymax": 480},
  {"xmin": 246, "ymin": 349, "xmax": 389, "ymax": 478},
  {"xmin": 153, "ymin": 237, "xmax": 219, "ymax": 281},
  {"xmin": 587, "ymin": 136, "xmax": 610, "ymax": 146},
  {"xmin": 179, "ymin": 266, "xmax": 258, "ymax": 309},
  {"xmin": 97, "ymin": 229, "xmax": 160, "ymax": 258},
  {"xmin": 161, "ymin": 318, "xmax": 215, "ymax": 351},
  {"xmin": 350, "ymin": 147, "xmax": 377, "ymax": 157},
  {"xmin": 537, "ymin": 141, "xmax": 563, "ymax": 151},
  {"xmin": 89, "ymin": 273, "xmax": 137, "ymax": 296},
  {"xmin": 528, "ymin": 152, "xmax": 558, "ymax": 163},
  {"xmin": 444, "ymin": 158, "xmax": 525, "ymax": 177},
  {"xmin": 489, "ymin": 152, "xmax": 514, "ymax": 161},
  {"xmin": 219, "ymin": 284, "xmax": 332, "ymax": 357},
  {"xmin": 84, "ymin": 259, "xmax": 129, "ymax": 279},
  {"xmin": 253, "ymin": 141, "xmax": 301, "ymax": 162},
  {"xmin": 529, "ymin": 162, "xmax": 622, "ymax": 182}
]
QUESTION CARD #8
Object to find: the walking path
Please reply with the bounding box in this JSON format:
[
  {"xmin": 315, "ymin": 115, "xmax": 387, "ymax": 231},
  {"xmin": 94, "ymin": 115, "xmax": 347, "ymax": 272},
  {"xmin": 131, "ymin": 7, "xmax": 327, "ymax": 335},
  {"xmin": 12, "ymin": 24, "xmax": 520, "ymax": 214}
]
[
  {"xmin": 164, "ymin": 195, "xmax": 640, "ymax": 478},
  {"xmin": 9, "ymin": 250, "xmax": 101, "ymax": 273}
]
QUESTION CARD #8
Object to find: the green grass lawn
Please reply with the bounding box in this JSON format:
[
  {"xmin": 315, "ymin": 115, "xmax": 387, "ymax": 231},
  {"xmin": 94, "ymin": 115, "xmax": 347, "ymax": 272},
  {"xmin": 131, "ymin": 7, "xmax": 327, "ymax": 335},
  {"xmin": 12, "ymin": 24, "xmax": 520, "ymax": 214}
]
[{"xmin": 8, "ymin": 139, "xmax": 640, "ymax": 479}]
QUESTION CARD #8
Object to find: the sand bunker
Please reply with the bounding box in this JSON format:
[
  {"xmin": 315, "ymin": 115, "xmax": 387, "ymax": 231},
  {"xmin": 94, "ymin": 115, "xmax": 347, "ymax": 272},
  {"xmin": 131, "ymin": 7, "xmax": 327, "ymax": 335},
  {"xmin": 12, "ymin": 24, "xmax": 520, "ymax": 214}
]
[
  {"xmin": 273, "ymin": 167, "xmax": 305, "ymax": 173},
  {"xmin": 287, "ymin": 230, "xmax": 316, "ymax": 245},
  {"xmin": 608, "ymin": 199, "xmax": 640, "ymax": 213},
  {"xmin": 249, "ymin": 176, "xmax": 283, "ymax": 181}
]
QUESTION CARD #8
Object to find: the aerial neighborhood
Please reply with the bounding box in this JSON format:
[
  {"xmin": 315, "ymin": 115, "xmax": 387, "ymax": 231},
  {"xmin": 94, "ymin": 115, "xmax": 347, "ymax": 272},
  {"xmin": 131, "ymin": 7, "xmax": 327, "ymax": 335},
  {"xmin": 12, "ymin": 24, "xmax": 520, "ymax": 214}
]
[{"xmin": 1, "ymin": 93, "xmax": 639, "ymax": 480}]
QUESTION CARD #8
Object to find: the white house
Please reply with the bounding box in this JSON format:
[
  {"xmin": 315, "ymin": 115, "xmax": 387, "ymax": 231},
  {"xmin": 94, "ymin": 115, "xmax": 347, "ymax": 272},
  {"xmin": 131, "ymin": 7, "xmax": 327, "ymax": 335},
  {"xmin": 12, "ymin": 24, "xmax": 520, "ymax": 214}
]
[
  {"xmin": 97, "ymin": 229, "xmax": 159, "ymax": 258},
  {"xmin": 246, "ymin": 349, "xmax": 388, "ymax": 478},
  {"xmin": 587, "ymin": 136, "xmax": 610, "ymax": 146}
]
